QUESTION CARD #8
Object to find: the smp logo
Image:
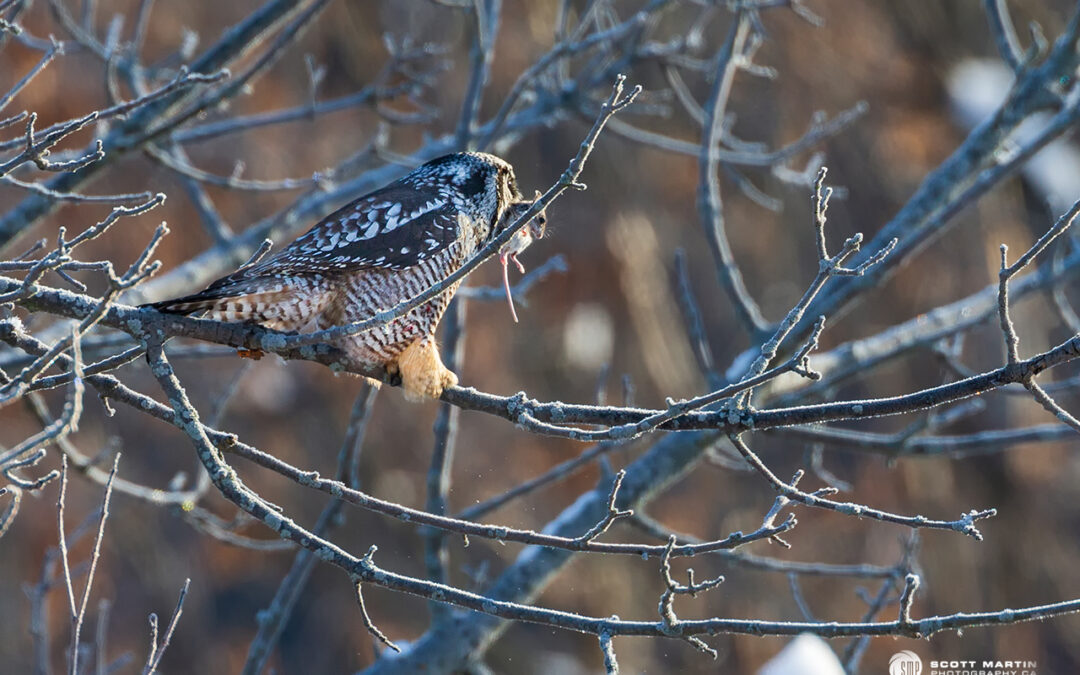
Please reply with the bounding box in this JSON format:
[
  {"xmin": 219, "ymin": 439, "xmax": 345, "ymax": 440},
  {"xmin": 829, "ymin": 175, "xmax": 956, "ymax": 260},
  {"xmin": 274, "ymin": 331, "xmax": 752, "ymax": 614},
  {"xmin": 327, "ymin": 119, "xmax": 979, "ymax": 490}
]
[{"xmin": 889, "ymin": 650, "xmax": 923, "ymax": 675}]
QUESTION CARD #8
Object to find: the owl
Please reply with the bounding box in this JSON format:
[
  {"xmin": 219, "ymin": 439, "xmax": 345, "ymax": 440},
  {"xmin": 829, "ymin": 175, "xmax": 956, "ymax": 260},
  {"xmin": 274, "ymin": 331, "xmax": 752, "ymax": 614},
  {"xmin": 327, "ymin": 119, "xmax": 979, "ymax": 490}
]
[{"xmin": 149, "ymin": 152, "xmax": 547, "ymax": 400}]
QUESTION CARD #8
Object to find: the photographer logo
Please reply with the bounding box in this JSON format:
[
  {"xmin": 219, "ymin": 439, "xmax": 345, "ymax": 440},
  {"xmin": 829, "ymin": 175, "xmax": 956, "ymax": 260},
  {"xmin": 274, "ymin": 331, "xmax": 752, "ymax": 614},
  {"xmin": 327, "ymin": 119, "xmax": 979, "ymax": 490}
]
[{"xmin": 890, "ymin": 651, "xmax": 923, "ymax": 675}]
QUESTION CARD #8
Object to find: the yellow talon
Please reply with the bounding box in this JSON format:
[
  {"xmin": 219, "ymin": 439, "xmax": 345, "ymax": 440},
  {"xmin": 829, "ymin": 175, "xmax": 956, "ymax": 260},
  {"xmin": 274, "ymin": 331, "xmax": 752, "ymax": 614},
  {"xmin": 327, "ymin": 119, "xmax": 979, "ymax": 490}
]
[{"xmin": 394, "ymin": 339, "xmax": 457, "ymax": 401}]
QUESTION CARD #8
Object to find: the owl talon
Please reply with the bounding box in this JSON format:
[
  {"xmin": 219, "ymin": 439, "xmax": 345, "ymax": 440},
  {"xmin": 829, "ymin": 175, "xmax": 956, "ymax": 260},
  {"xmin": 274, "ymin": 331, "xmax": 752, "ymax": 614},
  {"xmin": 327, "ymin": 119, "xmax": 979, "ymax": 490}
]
[
  {"xmin": 395, "ymin": 339, "xmax": 458, "ymax": 401},
  {"xmin": 237, "ymin": 348, "xmax": 265, "ymax": 360}
]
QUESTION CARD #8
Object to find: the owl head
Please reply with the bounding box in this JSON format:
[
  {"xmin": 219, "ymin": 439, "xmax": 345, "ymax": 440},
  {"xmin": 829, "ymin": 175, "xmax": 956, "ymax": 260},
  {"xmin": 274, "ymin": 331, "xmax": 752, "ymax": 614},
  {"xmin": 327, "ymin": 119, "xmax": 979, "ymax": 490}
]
[{"xmin": 409, "ymin": 152, "xmax": 521, "ymax": 224}]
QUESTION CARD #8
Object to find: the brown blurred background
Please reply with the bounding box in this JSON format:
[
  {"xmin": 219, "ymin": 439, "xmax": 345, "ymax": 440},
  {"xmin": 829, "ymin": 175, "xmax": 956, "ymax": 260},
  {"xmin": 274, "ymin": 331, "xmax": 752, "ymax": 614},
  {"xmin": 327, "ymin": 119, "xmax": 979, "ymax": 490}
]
[{"xmin": 2, "ymin": 1, "xmax": 1080, "ymax": 673}]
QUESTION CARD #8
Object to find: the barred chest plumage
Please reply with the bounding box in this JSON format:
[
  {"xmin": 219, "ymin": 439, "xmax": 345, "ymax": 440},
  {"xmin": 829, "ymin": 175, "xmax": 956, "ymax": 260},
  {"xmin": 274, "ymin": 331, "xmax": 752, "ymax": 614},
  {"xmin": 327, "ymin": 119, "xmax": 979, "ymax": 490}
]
[{"xmin": 318, "ymin": 243, "xmax": 469, "ymax": 363}]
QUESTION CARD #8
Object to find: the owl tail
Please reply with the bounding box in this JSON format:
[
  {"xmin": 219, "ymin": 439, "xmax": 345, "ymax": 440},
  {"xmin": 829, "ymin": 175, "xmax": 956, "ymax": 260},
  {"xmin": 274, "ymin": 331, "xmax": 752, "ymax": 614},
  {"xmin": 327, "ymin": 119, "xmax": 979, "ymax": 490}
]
[
  {"xmin": 147, "ymin": 281, "xmax": 245, "ymax": 314},
  {"xmin": 145, "ymin": 277, "xmax": 328, "ymax": 332},
  {"xmin": 144, "ymin": 279, "xmax": 286, "ymax": 322},
  {"xmin": 147, "ymin": 293, "xmax": 219, "ymax": 315}
]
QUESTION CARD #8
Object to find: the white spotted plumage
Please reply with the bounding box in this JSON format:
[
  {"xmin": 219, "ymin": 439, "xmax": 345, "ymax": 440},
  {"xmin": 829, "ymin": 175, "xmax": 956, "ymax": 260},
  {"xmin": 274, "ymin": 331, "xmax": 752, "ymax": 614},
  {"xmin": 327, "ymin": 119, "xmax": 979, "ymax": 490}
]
[{"xmin": 148, "ymin": 152, "xmax": 545, "ymax": 398}]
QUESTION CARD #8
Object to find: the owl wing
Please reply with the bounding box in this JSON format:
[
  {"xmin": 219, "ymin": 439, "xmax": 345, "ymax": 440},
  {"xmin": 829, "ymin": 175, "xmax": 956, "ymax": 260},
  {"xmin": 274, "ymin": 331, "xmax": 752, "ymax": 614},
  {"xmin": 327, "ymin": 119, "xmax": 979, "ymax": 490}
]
[{"xmin": 245, "ymin": 182, "xmax": 465, "ymax": 279}]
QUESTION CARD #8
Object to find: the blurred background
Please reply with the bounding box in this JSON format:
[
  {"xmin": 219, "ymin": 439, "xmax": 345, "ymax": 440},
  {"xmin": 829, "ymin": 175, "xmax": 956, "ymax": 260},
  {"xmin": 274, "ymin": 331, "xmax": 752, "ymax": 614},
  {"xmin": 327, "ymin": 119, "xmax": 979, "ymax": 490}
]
[{"xmin": 2, "ymin": 1, "xmax": 1080, "ymax": 673}]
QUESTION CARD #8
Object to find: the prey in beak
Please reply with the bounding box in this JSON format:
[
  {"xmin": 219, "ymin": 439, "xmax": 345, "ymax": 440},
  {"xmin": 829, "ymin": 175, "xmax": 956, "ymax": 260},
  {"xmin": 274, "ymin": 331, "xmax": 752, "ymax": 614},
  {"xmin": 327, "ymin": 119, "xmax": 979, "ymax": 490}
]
[{"xmin": 497, "ymin": 192, "xmax": 547, "ymax": 322}]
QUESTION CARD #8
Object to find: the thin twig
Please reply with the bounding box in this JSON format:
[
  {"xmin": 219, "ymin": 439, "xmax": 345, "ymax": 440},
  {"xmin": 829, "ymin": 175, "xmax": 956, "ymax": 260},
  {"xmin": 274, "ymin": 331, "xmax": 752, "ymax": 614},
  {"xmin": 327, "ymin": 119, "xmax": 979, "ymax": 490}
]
[
  {"xmin": 983, "ymin": 0, "xmax": 1025, "ymax": 71},
  {"xmin": 142, "ymin": 578, "xmax": 190, "ymax": 675},
  {"xmin": 70, "ymin": 455, "xmax": 121, "ymax": 675},
  {"xmin": 423, "ymin": 297, "xmax": 465, "ymax": 623},
  {"xmin": 729, "ymin": 435, "xmax": 996, "ymax": 539},
  {"xmin": 599, "ymin": 632, "xmax": 619, "ymax": 674},
  {"xmin": 355, "ymin": 579, "xmax": 401, "ymax": 654},
  {"xmin": 574, "ymin": 470, "xmax": 634, "ymax": 543},
  {"xmin": 696, "ymin": 15, "xmax": 767, "ymax": 335}
]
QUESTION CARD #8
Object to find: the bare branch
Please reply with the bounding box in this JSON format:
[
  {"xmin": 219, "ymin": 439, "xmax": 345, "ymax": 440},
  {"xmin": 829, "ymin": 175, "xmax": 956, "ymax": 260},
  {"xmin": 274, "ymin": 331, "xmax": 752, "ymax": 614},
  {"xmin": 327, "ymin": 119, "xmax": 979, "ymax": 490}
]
[
  {"xmin": 897, "ymin": 573, "xmax": 920, "ymax": 632},
  {"xmin": 983, "ymin": 0, "xmax": 1025, "ymax": 71},
  {"xmin": 599, "ymin": 632, "xmax": 619, "ymax": 674},
  {"xmin": 355, "ymin": 579, "xmax": 401, "ymax": 654},
  {"xmin": 574, "ymin": 470, "xmax": 634, "ymax": 543},
  {"xmin": 729, "ymin": 435, "xmax": 997, "ymax": 539},
  {"xmin": 143, "ymin": 578, "xmax": 190, "ymax": 675},
  {"xmin": 697, "ymin": 15, "xmax": 767, "ymax": 335},
  {"xmin": 70, "ymin": 455, "xmax": 120, "ymax": 675},
  {"xmin": 657, "ymin": 535, "xmax": 722, "ymax": 657}
]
